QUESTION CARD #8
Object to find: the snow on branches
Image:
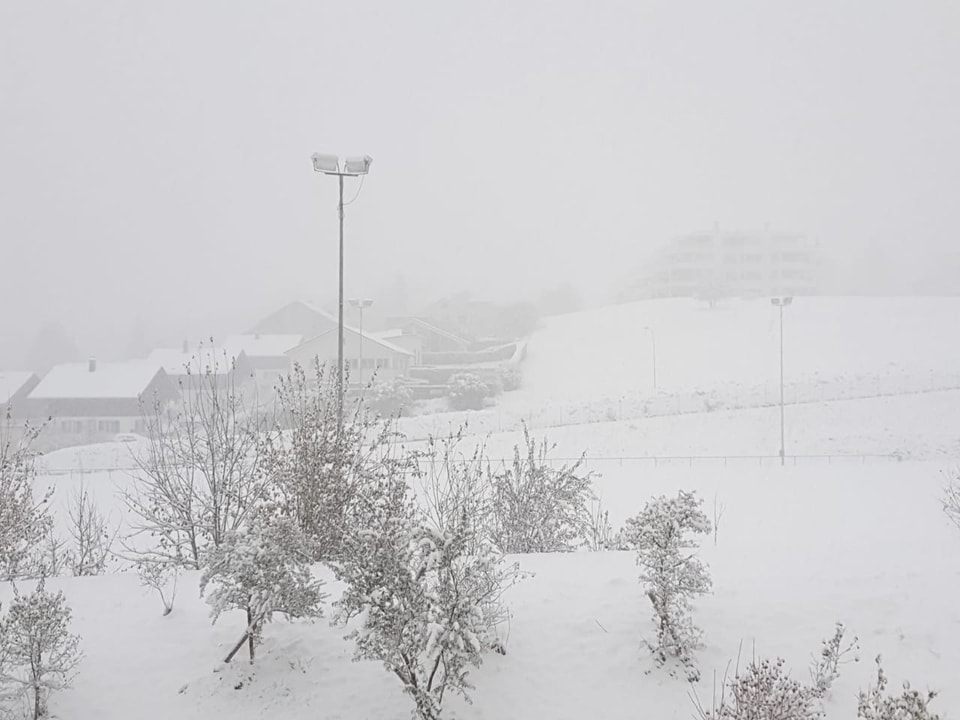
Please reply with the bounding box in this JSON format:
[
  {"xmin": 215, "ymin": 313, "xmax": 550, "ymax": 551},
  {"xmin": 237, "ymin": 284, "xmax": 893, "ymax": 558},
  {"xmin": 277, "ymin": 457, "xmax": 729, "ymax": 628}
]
[
  {"xmin": 0, "ymin": 577, "xmax": 82, "ymax": 719},
  {"xmin": 200, "ymin": 505, "xmax": 327, "ymax": 664},
  {"xmin": 624, "ymin": 489, "xmax": 712, "ymax": 681},
  {"xmin": 0, "ymin": 415, "xmax": 53, "ymax": 581}
]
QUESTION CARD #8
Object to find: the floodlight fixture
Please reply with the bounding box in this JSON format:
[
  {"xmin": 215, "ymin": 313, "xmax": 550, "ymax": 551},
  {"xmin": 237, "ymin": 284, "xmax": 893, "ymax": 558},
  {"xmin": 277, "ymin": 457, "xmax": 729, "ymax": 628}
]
[
  {"xmin": 343, "ymin": 155, "xmax": 373, "ymax": 175},
  {"xmin": 311, "ymin": 153, "xmax": 340, "ymax": 174}
]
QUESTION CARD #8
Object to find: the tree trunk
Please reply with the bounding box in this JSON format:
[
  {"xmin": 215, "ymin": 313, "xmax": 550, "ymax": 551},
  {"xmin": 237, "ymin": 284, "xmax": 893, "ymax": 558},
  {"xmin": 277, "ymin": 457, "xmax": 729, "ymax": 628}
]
[{"xmin": 247, "ymin": 607, "xmax": 255, "ymax": 662}]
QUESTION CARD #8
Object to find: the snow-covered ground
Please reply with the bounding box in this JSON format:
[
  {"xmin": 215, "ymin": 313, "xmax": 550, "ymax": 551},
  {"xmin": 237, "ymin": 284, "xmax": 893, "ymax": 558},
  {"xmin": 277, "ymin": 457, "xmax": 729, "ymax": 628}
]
[
  {"xmin": 10, "ymin": 297, "xmax": 960, "ymax": 718},
  {"xmin": 7, "ymin": 461, "xmax": 960, "ymax": 719}
]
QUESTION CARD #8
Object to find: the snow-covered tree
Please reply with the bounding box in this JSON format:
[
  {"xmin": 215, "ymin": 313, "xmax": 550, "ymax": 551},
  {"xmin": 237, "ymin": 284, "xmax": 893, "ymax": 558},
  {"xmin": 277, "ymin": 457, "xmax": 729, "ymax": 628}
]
[
  {"xmin": 625, "ymin": 489, "xmax": 712, "ymax": 681},
  {"xmin": 122, "ymin": 347, "xmax": 268, "ymax": 571},
  {"xmin": 264, "ymin": 360, "xmax": 415, "ymax": 562},
  {"xmin": 334, "ymin": 471, "xmax": 518, "ymax": 720},
  {"xmin": 199, "ymin": 505, "xmax": 327, "ymax": 664},
  {"xmin": 490, "ymin": 425, "xmax": 595, "ymax": 553},
  {"xmin": 0, "ymin": 415, "xmax": 53, "ymax": 580},
  {"xmin": 857, "ymin": 655, "xmax": 940, "ymax": 720},
  {"xmin": 0, "ymin": 577, "xmax": 82, "ymax": 719},
  {"xmin": 693, "ymin": 656, "xmax": 822, "ymax": 720}
]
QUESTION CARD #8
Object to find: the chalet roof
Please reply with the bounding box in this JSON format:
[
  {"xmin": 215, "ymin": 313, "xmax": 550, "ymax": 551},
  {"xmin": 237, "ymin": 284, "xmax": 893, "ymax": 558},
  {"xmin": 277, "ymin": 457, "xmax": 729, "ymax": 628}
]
[
  {"xmin": 29, "ymin": 362, "xmax": 165, "ymax": 400},
  {"xmin": 221, "ymin": 334, "xmax": 302, "ymax": 359},
  {"xmin": 0, "ymin": 372, "xmax": 38, "ymax": 403}
]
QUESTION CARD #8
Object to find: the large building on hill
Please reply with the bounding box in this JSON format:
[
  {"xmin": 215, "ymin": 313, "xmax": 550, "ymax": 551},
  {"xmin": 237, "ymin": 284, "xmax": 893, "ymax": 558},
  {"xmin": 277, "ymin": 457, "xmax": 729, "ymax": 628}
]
[{"xmin": 619, "ymin": 229, "xmax": 822, "ymax": 302}]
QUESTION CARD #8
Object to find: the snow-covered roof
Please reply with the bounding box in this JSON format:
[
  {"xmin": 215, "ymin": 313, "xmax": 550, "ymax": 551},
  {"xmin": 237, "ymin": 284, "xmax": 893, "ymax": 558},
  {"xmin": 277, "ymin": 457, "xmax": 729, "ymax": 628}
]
[
  {"xmin": 221, "ymin": 334, "xmax": 302, "ymax": 359},
  {"xmin": 0, "ymin": 371, "xmax": 37, "ymax": 403},
  {"xmin": 372, "ymin": 329, "xmax": 404, "ymax": 340},
  {"xmin": 29, "ymin": 362, "xmax": 164, "ymax": 400},
  {"xmin": 147, "ymin": 346, "xmax": 241, "ymax": 377},
  {"xmin": 289, "ymin": 326, "xmax": 414, "ymax": 356}
]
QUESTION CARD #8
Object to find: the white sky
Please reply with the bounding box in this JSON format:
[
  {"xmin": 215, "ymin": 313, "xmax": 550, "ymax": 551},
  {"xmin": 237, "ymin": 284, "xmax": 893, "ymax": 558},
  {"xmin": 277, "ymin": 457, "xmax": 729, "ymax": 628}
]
[{"xmin": 2, "ymin": 1, "xmax": 959, "ymax": 366}]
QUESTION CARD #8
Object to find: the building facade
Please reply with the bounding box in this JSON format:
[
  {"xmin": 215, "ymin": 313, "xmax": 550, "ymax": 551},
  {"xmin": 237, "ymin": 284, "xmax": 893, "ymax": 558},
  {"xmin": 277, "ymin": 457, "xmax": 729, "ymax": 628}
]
[{"xmin": 620, "ymin": 230, "xmax": 821, "ymax": 302}]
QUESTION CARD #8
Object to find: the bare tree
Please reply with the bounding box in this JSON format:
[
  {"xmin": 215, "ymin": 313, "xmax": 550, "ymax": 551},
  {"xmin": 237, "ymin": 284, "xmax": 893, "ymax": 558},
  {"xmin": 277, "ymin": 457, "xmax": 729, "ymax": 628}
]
[
  {"xmin": 121, "ymin": 345, "xmax": 269, "ymax": 571},
  {"xmin": 66, "ymin": 479, "xmax": 117, "ymax": 576}
]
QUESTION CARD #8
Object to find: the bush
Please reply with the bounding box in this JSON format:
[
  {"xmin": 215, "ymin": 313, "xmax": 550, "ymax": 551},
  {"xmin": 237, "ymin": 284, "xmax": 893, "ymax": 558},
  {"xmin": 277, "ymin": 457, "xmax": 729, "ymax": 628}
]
[
  {"xmin": 857, "ymin": 655, "xmax": 940, "ymax": 720},
  {"xmin": 0, "ymin": 416, "xmax": 53, "ymax": 580},
  {"xmin": 694, "ymin": 655, "xmax": 822, "ymax": 720},
  {"xmin": 448, "ymin": 373, "xmax": 489, "ymax": 411},
  {"xmin": 367, "ymin": 378, "xmax": 413, "ymax": 417},
  {"xmin": 489, "ymin": 425, "xmax": 595, "ymax": 553},
  {"xmin": 499, "ymin": 365, "xmax": 521, "ymax": 392},
  {"xmin": 624, "ymin": 490, "xmax": 712, "ymax": 681},
  {"xmin": 200, "ymin": 505, "xmax": 327, "ymax": 664},
  {"xmin": 334, "ymin": 473, "xmax": 519, "ymax": 720},
  {"xmin": 0, "ymin": 577, "xmax": 82, "ymax": 719}
]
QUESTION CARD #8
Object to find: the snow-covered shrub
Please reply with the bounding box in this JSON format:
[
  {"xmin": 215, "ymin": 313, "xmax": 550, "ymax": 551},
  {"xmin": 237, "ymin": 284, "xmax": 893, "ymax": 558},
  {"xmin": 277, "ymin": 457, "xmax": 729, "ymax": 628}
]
[
  {"xmin": 489, "ymin": 426, "xmax": 595, "ymax": 553},
  {"xmin": 200, "ymin": 505, "xmax": 327, "ymax": 664},
  {"xmin": 447, "ymin": 373, "xmax": 489, "ymax": 411},
  {"xmin": 0, "ymin": 577, "xmax": 82, "ymax": 719},
  {"xmin": 122, "ymin": 349, "xmax": 269, "ymax": 571},
  {"xmin": 857, "ymin": 655, "xmax": 940, "ymax": 720},
  {"xmin": 0, "ymin": 416, "xmax": 53, "ymax": 580},
  {"xmin": 694, "ymin": 656, "xmax": 822, "ymax": 720},
  {"xmin": 810, "ymin": 621, "xmax": 859, "ymax": 699},
  {"xmin": 335, "ymin": 473, "xmax": 518, "ymax": 720},
  {"xmin": 367, "ymin": 378, "xmax": 413, "ymax": 417},
  {"xmin": 264, "ymin": 361, "xmax": 414, "ymax": 563},
  {"xmin": 625, "ymin": 490, "xmax": 712, "ymax": 680},
  {"xmin": 66, "ymin": 480, "xmax": 116, "ymax": 577}
]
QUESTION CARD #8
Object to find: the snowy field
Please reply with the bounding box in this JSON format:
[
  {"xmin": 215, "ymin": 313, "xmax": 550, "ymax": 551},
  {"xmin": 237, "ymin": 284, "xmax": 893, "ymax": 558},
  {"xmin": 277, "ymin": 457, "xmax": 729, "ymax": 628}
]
[
  {"xmin": 7, "ymin": 460, "xmax": 960, "ymax": 719},
  {"xmin": 10, "ymin": 296, "xmax": 960, "ymax": 718}
]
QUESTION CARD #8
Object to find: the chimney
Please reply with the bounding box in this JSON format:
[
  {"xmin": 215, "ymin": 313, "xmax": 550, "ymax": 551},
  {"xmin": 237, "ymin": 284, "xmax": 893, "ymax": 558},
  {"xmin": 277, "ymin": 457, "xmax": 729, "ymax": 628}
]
[{"xmin": 88, "ymin": 358, "xmax": 97, "ymax": 373}]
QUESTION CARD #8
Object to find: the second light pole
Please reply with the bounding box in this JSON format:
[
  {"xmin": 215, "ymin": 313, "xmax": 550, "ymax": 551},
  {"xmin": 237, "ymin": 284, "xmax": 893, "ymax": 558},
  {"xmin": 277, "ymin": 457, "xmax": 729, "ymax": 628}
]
[
  {"xmin": 311, "ymin": 152, "xmax": 373, "ymax": 429},
  {"xmin": 349, "ymin": 297, "xmax": 374, "ymax": 387},
  {"xmin": 770, "ymin": 296, "xmax": 793, "ymax": 466}
]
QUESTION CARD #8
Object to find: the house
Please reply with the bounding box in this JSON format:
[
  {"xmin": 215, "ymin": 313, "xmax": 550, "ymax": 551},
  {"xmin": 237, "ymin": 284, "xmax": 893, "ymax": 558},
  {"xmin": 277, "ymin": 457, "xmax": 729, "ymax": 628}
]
[
  {"xmin": 25, "ymin": 359, "xmax": 177, "ymax": 443},
  {"xmin": 248, "ymin": 300, "xmax": 340, "ymax": 338},
  {"xmin": 286, "ymin": 326, "xmax": 415, "ymax": 385},
  {"xmin": 220, "ymin": 334, "xmax": 301, "ymax": 393},
  {"xmin": 371, "ymin": 329, "xmax": 423, "ymax": 366},
  {"xmin": 0, "ymin": 371, "xmax": 41, "ymax": 418},
  {"xmin": 147, "ymin": 345, "xmax": 254, "ymax": 396},
  {"xmin": 384, "ymin": 316, "xmax": 472, "ymax": 354}
]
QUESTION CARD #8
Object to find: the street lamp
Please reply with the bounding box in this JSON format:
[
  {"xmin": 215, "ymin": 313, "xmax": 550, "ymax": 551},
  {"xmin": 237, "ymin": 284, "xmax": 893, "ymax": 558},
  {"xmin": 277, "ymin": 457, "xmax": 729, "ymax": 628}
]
[
  {"xmin": 311, "ymin": 153, "xmax": 373, "ymax": 428},
  {"xmin": 349, "ymin": 298, "xmax": 374, "ymax": 387},
  {"xmin": 770, "ymin": 296, "xmax": 793, "ymax": 466},
  {"xmin": 641, "ymin": 326, "xmax": 657, "ymax": 389}
]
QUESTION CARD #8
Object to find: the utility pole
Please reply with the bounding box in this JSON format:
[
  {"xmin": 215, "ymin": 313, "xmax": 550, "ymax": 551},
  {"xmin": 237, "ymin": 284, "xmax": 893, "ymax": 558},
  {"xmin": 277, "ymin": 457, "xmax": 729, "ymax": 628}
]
[
  {"xmin": 770, "ymin": 297, "xmax": 793, "ymax": 465},
  {"xmin": 349, "ymin": 298, "xmax": 374, "ymax": 387}
]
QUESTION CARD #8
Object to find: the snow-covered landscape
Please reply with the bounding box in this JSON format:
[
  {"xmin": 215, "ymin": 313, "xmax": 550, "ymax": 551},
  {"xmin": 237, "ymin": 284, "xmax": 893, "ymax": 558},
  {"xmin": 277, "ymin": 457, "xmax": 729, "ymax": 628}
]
[{"xmin": 3, "ymin": 297, "xmax": 960, "ymax": 719}]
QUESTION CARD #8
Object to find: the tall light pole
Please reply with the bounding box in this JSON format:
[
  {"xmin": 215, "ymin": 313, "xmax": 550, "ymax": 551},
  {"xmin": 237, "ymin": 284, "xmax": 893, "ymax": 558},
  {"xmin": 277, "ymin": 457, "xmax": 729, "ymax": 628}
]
[
  {"xmin": 641, "ymin": 326, "xmax": 657, "ymax": 389},
  {"xmin": 311, "ymin": 153, "xmax": 373, "ymax": 429},
  {"xmin": 770, "ymin": 296, "xmax": 793, "ymax": 466},
  {"xmin": 349, "ymin": 297, "xmax": 374, "ymax": 387}
]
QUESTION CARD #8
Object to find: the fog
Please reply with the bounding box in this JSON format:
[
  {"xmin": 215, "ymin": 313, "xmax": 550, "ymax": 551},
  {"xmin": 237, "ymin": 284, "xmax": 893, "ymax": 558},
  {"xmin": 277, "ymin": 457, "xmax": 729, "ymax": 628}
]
[{"xmin": 2, "ymin": 1, "xmax": 959, "ymax": 369}]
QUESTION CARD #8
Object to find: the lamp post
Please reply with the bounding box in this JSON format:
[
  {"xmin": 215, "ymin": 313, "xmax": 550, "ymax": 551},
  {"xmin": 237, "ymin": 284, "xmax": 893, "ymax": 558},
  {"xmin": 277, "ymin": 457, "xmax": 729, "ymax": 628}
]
[
  {"xmin": 641, "ymin": 326, "xmax": 657, "ymax": 389},
  {"xmin": 311, "ymin": 153, "xmax": 373, "ymax": 429},
  {"xmin": 349, "ymin": 297, "xmax": 374, "ymax": 387},
  {"xmin": 770, "ymin": 296, "xmax": 793, "ymax": 466}
]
